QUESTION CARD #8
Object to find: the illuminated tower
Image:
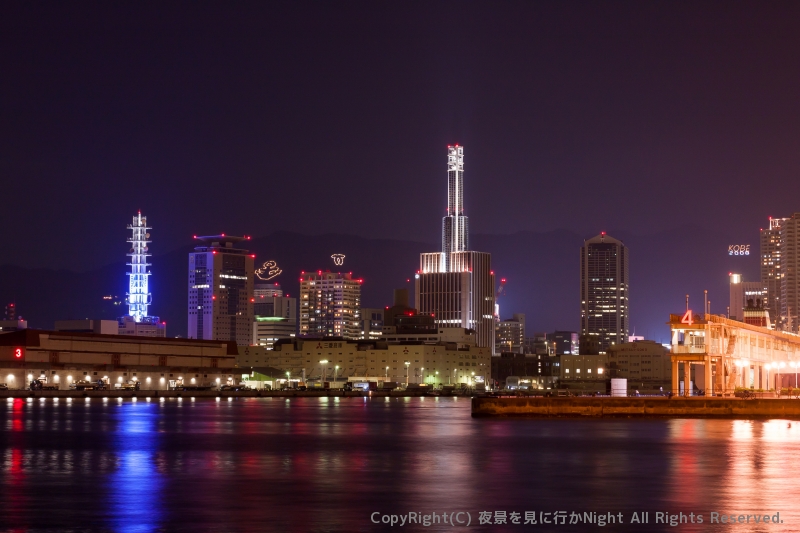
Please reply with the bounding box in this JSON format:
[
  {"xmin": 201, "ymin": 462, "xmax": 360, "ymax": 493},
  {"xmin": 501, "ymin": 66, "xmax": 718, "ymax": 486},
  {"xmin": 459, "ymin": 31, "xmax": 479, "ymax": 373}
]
[
  {"xmin": 126, "ymin": 212, "xmax": 152, "ymax": 321},
  {"xmin": 441, "ymin": 145, "xmax": 468, "ymax": 270},
  {"xmin": 118, "ymin": 212, "xmax": 165, "ymax": 337},
  {"xmin": 760, "ymin": 217, "xmax": 787, "ymax": 326},
  {"xmin": 416, "ymin": 145, "xmax": 495, "ymax": 352}
]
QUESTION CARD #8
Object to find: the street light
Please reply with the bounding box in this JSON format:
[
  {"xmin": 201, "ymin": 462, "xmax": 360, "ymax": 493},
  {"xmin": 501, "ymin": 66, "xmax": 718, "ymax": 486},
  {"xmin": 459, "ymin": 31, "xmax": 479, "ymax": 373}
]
[
  {"xmin": 404, "ymin": 361, "xmax": 410, "ymax": 387},
  {"xmin": 435, "ymin": 371, "xmax": 439, "ymax": 387},
  {"xmin": 780, "ymin": 361, "xmax": 787, "ymax": 394},
  {"xmin": 421, "ymin": 367, "xmax": 424, "ymax": 385},
  {"xmin": 335, "ymin": 365, "xmax": 339, "ymax": 384},
  {"xmin": 765, "ymin": 363, "xmax": 772, "ymax": 391},
  {"xmin": 791, "ymin": 361, "xmax": 798, "ymax": 388},
  {"xmin": 385, "ymin": 366, "xmax": 389, "ymax": 380},
  {"xmin": 286, "ymin": 371, "xmax": 290, "ymax": 389},
  {"xmin": 320, "ymin": 360, "xmax": 328, "ymax": 383}
]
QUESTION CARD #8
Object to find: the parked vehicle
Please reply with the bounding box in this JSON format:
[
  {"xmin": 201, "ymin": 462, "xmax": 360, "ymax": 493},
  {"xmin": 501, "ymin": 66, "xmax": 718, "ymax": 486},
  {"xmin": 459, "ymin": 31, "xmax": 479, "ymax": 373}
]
[
  {"xmin": 0, "ymin": 383, "xmax": 8, "ymax": 390},
  {"xmin": 69, "ymin": 379, "xmax": 107, "ymax": 391}
]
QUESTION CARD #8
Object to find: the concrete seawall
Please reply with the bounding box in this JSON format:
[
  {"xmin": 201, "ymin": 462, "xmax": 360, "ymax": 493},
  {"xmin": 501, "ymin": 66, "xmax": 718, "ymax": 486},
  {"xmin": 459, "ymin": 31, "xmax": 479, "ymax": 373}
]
[
  {"xmin": 472, "ymin": 396, "xmax": 800, "ymax": 419},
  {"xmin": 0, "ymin": 389, "xmax": 438, "ymax": 400}
]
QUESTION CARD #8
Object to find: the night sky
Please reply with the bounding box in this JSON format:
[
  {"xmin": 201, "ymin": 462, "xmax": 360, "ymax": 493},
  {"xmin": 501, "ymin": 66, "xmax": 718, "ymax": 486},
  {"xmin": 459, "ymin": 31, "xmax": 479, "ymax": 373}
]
[{"xmin": 2, "ymin": 2, "xmax": 800, "ymax": 335}]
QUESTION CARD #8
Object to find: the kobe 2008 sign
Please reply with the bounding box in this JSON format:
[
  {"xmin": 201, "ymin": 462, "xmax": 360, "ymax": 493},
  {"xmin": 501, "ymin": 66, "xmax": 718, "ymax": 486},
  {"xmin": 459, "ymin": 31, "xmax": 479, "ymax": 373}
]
[{"xmin": 728, "ymin": 245, "xmax": 750, "ymax": 256}]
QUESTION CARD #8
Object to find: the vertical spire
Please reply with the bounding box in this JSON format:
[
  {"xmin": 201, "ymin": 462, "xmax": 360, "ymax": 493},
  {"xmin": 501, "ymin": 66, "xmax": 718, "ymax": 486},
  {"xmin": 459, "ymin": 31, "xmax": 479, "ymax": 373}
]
[{"xmin": 442, "ymin": 145, "xmax": 469, "ymax": 268}]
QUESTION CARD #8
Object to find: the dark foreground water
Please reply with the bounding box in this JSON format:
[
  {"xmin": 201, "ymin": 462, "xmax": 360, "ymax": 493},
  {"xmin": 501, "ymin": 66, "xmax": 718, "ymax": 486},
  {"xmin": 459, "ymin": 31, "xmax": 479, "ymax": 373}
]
[{"xmin": 2, "ymin": 396, "xmax": 800, "ymax": 533}]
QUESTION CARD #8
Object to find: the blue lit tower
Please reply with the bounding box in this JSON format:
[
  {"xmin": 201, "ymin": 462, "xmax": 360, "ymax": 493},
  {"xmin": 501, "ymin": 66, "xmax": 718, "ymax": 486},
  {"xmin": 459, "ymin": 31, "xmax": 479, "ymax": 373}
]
[
  {"xmin": 118, "ymin": 212, "xmax": 165, "ymax": 337},
  {"xmin": 126, "ymin": 212, "xmax": 152, "ymax": 320}
]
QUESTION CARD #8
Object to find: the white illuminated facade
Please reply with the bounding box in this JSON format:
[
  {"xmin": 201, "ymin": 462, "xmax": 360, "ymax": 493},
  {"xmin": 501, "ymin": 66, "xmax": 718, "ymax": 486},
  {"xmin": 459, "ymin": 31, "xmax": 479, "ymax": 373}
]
[
  {"xmin": 119, "ymin": 213, "xmax": 165, "ymax": 337},
  {"xmin": 415, "ymin": 145, "xmax": 496, "ymax": 353}
]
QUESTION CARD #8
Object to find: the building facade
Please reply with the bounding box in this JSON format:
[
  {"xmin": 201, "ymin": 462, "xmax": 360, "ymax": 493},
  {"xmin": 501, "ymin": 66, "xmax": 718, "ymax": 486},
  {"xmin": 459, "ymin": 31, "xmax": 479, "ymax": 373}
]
[
  {"xmin": 580, "ymin": 232, "xmax": 629, "ymax": 352},
  {"xmin": 760, "ymin": 217, "xmax": 786, "ymax": 324},
  {"xmin": 361, "ymin": 308, "xmax": 384, "ymax": 340},
  {"xmin": 495, "ymin": 314, "xmax": 525, "ymax": 354},
  {"xmin": 0, "ymin": 329, "xmax": 238, "ymax": 390},
  {"xmin": 238, "ymin": 337, "xmax": 490, "ymax": 387},
  {"xmin": 299, "ymin": 272, "xmax": 362, "ymax": 340},
  {"xmin": 188, "ymin": 235, "xmax": 254, "ymax": 345},
  {"xmin": 728, "ymin": 273, "xmax": 768, "ymax": 324},
  {"xmin": 781, "ymin": 213, "xmax": 800, "ymax": 333},
  {"xmin": 252, "ymin": 284, "xmax": 297, "ymax": 350},
  {"xmin": 607, "ymin": 340, "xmax": 670, "ymax": 393}
]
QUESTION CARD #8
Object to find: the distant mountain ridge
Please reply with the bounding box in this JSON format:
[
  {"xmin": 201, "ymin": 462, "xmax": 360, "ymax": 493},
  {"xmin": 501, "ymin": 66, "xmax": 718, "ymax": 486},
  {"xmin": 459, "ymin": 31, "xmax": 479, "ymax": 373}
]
[{"xmin": 0, "ymin": 228, "xmax": 759, "ymax": 344}]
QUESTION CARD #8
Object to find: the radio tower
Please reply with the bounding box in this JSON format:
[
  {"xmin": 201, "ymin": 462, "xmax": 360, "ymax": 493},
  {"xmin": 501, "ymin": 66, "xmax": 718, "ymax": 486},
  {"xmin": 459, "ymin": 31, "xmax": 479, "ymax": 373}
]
[{"xmin": 126, "ymin": 212, "xmax": 152, "ymax": 321}]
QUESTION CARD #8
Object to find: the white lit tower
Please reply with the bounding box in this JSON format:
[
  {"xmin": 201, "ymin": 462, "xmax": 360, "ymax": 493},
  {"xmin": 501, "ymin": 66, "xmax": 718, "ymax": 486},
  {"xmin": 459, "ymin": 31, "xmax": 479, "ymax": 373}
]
[
  {"xmin": 118, "ymin": 212, "xmax": 165, "ymax": 337},
  {"xmin": 416, "ymin": 145, "xmax": 495, "ymax": 353},
  {"xmin": 441, "ymin": 145, "xmax": 468, "ymax": 270}
]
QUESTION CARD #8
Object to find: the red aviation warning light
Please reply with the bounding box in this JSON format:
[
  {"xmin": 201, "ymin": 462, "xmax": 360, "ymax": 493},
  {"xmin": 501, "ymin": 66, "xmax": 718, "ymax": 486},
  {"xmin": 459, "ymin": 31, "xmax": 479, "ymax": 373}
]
[{"xmin": 14, "ymin": 347, "xmax": 23, "ymax": 359}]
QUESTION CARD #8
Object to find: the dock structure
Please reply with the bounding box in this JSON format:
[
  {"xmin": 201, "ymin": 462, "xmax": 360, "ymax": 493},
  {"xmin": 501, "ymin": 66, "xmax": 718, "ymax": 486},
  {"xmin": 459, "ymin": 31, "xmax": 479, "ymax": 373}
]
[{"xmin": 669, "ymin": 313, "xmax": 800, "ymax": 396}]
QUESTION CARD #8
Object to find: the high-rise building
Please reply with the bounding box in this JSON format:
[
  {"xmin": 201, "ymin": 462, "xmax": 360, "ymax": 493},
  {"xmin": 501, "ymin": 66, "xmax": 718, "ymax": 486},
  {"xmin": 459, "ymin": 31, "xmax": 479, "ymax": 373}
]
[
  {"xmin": 549, "ymin": 331, "xmax": 579, "ymax": 355},
  {"xmin": 415, "ymin": 146, "xmax": 496, "ymax": 352},
  {"xmin": 760, "ymin": 217, "xmax": 787, "ymax": 324},
  {"xmin": 119, "ymin": 213, "xmax": 165, "ymax": 337},
  {"xmin": 299, "ymin": 272, "xmax": 362, "ymax": 340},
  {"xmin": 728, "ymin": 273, "xmax": 768, "ymax": 324},
  {"xmin": 188, "ymin": 235, "xmax": 254, "ymax": 345},
  {"xmin": 580, "ymin": 232, "xmax": 629, "ymax": 352},
  {"xmin": 252, "ymin": 283, "xmax": 296, "ymax": 349},
  {"xmin": 781, "ymin": 213, "xmax": 800, "ymax": 332},
  {"xmin": 495, "ymin": 314, "xmax": 525, "ymax": 354}
]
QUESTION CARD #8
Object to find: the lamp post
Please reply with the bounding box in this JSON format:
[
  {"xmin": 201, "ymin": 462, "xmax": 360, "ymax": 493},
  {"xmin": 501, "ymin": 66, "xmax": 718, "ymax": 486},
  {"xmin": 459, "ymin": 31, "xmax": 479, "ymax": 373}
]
[
  {"xmin": 471, "ymin": 371, "xmax": 475, "ymax": 389},
  {"xmin": 286, "ymin": 371, "xmax": 290, "ymax": 390},
  {"xmin": 335, "ymin": 365, "xmax": 339, "ymax": 384},
  {"xmin": 421, "ymin": 367, "xmax": 425, "ymax": 385},
  {"xmin": 791, "ymin": 361, "xmax": 798, "ymax": 388},
  {"xmin": 765, "ymin": 363, "xmax": 772, "ymax": 391},
  {"xmin": 404, "ymin": 361, "xmax": 410, "ymax": 387},
  {"xmin": 435, "ymin": 371, "xmax": 439, "ymax": 388},
  {"xmin": 385, "ymin": 366, "xmax": 389, "ymax": 380},
  {"xmin": 320, "ymin": 360, "xmax": 328, "ymax": 384},
  {"xmin": 780, "ymin": 361, "xmax": 787, "ymax": 395}
]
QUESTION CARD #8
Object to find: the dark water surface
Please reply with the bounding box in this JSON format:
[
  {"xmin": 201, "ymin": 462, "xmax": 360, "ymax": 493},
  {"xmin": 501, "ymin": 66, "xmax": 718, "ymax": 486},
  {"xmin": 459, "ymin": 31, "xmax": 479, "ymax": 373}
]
[{"xmin": 2, "ymin": 396, "xmax": 799, "ymax": 532}]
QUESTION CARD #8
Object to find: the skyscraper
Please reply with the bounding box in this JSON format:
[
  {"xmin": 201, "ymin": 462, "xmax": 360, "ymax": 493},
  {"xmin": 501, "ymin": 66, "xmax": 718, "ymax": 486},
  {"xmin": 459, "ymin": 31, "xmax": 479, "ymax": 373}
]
[
  {"xmin": 299, "ymin": 272, "xmax": 362, "ymax": 340},
  {"xmin": 415, "ymin": 145, "xmax": 495, "ymax": 352},
  {"xmin": 760, "ymin": 217, "xmax": 787, "ymax": 324},
  {"xmin": 119, "ymin": 212, "xmax": 165, "ymax": 337},
  {"xmin": 188, "ymin": 235, "xmax": 254, "ymax": 345},
  {"xmin": 728, "ymin": 273, "xmax": 768, "ymax": 323},
  {"xmin": 781, "ymin": 213, "xmax": 800, "ymax": 332},
  {"xmin": 580, "ymin": 232, "xmax": 629, "ymax": 352}
]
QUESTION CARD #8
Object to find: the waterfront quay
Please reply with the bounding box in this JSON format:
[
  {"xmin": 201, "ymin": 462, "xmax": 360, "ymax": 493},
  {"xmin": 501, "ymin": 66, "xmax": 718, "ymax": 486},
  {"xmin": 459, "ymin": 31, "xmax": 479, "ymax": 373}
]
[
  {"xmin": 472, "ymin": 396, "xmax": 800, "ymax": 419},
  {"xmin": 0, "ymin": 388, "xmax": 445, "ymax": 400}
]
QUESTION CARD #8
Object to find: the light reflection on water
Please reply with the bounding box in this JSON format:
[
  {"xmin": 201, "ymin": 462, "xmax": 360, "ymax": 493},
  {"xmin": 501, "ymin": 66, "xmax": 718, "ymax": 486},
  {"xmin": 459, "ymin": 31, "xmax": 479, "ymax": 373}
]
[{"xmin": 0, "ymin": 398, "xmax": 799, "ymax": 532}]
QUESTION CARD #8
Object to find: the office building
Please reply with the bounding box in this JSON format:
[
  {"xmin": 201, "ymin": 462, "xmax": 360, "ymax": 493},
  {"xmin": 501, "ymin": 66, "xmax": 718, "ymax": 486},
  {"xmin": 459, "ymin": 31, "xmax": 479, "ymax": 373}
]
[
  {"xmin": 119, "ymin": 212, "xmax": 165, "ymax": 337},
  {"xmin": 580, "ymin": 232, "xmax": 629, "ymax": 352},
  {"xmin": 760, "ymin": 217, "xmax": 787, "ymax": 323},
  {"xmin": 781, "ymin": 213, "xmax": 800, "ymax": 332},
  {"xmin": 728, "ymin": 273, "xmax": 768, "ymax": 324},
  {"xmin": 56, "ymin": 320, "xmax": 119, "ymax": 335},
  {"xmin": 0, "ymin": 320, "xmax": 27, "ymax": 333},
  {"xmin": 495, "ymin": 314, "xmax": 525, "ymax": 354},
  {"xmin": 299, "ymin": 272, "xmax": 362, "ymax": 340},
  {"xmin": 252, "ymin": 283, "xmax": 297, "ymax": 349},
  {"xmin": 415, "ymin": 146, "xmax": 495, "ymax": 352},
  {"xmin": 384, "ymin": 289, "xmax": 416, "ymax": 327},
  {"xmin": 607, "ymin": 340, "xmax": 670, "ymax": 394},
  {"xmin": 188, "ymin": 235, "xmax": 254, "ymax": 345}
]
